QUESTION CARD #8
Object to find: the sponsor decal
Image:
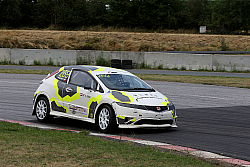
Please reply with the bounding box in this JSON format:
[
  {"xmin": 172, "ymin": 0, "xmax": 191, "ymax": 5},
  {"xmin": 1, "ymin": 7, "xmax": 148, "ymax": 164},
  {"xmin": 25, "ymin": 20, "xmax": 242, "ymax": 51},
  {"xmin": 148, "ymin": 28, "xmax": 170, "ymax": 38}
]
[
  {"xmin": 97, "ymin": 74, "xmax": 110, "ymax": 78},
  {"xmin": 80, "ymin": 93, "xmax": 91, "ymax": 98},
  {"xmin": 69, "ymin": 105, "xmax": 87, "ymax": 116}
]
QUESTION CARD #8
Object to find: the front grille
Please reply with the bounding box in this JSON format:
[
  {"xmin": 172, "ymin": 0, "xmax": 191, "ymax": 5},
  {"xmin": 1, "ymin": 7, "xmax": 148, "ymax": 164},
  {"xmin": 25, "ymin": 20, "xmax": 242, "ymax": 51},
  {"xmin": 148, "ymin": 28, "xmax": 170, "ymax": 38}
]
[
  {"xmin": 134, "ymin": 119, "xmax": 173, "ymax": 125},
  {"xmin": 145, "ymin": 106, "xmax": 168, "ymax": 112}
]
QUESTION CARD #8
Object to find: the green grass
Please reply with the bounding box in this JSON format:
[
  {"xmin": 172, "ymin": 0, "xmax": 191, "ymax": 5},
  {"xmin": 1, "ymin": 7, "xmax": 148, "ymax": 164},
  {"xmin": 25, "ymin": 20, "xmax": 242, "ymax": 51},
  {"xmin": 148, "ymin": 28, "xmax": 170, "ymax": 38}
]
[
  {"xmin": 136, "ymin": 73, "xmax": 250, "ymax": 89},
  {"xmin": 0, "ymin": 69, "xmax": 250, "ymax": 89},
  {"xmin": 0, "ymin": 69, "xmax": 52, "ymax": 75},
  {"xmin": 0, "ymin": 122, "xmax": 220, "ymax": 167}
]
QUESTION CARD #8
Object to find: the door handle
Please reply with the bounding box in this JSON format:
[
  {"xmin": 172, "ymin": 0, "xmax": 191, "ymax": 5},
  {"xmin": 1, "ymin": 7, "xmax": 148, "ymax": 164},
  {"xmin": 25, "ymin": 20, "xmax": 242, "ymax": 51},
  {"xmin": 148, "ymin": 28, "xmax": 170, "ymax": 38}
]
[{"xmin": 66, "ymin": 87, "xmax": 73, "ymax": 92}]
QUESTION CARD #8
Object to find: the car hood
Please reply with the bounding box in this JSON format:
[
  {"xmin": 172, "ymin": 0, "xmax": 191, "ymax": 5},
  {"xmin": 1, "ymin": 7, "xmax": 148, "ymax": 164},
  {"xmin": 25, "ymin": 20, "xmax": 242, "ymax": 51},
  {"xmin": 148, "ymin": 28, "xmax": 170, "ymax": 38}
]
[
  {"xmin": 108, "ymin": 90, "xmax": 168, "ymax": 106},
  {"xmin": 133, "ymin": 93, "xmax": 166, "ymax": 106}
]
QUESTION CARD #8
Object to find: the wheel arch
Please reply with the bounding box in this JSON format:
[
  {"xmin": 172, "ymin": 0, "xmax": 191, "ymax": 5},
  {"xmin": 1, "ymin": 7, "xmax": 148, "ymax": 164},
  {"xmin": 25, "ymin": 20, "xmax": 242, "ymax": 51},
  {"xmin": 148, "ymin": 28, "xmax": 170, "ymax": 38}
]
[
  {"xmin": 32, "ymin": 93, "xmax": 51, "ymax": 115},
  {"xmin": 94, "ymin": 103, "xmax": 118, "ymax": 125}
]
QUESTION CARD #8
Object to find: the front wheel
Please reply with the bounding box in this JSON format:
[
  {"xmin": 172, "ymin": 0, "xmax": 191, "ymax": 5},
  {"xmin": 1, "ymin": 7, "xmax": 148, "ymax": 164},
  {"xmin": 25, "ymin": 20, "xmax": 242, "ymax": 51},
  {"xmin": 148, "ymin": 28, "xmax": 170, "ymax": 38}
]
[
  {"xmin": 35, "ymin": 97, "xmax": 52, "ymax": 122},
  {"xmin": 97, "ymin": 105, "xmax": 117, "ymax": 133}
]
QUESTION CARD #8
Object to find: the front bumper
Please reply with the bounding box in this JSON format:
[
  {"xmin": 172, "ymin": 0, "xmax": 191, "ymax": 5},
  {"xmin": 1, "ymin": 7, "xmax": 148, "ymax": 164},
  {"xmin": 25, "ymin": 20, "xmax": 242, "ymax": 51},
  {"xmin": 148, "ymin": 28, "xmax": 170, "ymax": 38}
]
[
  {"xmin": 119, "ymin": 123, "xmax": 177, "ymax": 129},
  {"xmin": 112, "ymin": 102, "xmax": 177, "ymax": 128}
]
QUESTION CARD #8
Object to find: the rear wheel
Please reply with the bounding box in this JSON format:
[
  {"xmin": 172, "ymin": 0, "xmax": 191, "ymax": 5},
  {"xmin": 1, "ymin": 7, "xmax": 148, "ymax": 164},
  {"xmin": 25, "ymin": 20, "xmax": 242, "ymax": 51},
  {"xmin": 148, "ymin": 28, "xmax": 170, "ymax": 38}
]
[
  {"xmin": 97, "ymin": 105, "xmax": 117, "ymax": 133},
  {"xmin": 35, "ymin": 97, "xmax": 52, "ymax": 122}
]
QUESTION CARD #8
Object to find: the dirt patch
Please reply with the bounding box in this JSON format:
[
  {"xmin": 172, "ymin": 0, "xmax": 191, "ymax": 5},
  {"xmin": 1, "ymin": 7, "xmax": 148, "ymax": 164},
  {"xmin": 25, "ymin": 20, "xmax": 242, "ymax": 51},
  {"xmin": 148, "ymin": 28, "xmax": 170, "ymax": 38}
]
[{"xmin": 1, "ymin": 30, "xmax": 250, "ymax": 51}]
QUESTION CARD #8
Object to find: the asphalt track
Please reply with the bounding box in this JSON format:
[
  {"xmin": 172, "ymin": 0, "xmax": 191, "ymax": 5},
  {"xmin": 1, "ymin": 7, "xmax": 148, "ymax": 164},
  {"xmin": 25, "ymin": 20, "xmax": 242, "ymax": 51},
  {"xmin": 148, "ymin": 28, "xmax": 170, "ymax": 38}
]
[{"xmin": 0, "ymin": 67, "xmax": 250, "ymax": 162}]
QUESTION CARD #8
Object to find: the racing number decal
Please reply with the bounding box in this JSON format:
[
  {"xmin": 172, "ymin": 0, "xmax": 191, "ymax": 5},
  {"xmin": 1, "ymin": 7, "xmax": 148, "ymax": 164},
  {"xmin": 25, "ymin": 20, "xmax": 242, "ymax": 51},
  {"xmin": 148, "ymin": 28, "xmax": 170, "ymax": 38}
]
[{"xmin": 56, "ymin": 69, "xmax": 70, "ymax": 82}]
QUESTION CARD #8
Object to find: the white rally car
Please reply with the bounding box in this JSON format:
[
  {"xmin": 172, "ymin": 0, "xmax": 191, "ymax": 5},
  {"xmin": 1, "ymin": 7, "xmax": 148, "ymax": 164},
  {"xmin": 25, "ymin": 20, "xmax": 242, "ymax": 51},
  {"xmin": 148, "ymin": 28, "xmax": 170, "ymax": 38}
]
[{"xmin": 33, "ymin": 65, "xmax": 177, "ymax": 133}]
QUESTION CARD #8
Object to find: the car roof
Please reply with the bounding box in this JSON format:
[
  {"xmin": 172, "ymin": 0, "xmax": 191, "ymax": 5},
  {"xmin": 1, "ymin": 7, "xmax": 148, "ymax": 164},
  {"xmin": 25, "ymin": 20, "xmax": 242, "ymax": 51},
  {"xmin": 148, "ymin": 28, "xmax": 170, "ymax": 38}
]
[{"xmin": 60, "ymin": 65, "xmax": 133, "ymax": 75}]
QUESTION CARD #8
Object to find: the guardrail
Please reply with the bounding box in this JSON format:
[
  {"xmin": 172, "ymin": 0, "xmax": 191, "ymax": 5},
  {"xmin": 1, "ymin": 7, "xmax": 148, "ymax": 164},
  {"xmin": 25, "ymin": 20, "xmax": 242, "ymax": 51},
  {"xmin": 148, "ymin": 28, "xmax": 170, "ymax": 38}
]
[{"xmin": 1, "ymin": 48, "xmax": 250, "ymax": 72}]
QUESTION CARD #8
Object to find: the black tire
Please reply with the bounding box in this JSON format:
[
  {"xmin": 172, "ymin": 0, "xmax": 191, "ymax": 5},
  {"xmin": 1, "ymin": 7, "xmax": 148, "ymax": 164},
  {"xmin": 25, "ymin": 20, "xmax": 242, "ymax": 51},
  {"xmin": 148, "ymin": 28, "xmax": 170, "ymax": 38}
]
[
  {"xmin": 122, "ymin": 60, "xmax": 133, "ymax": 69},
  {"xmin": 35, "ymin": 97, "xmax": 52, "ymax": 122},
  {"xmin": 96, "ymin": 105, "xmax": 117, "ymax": 133},
  {"xmin": 111, "ymin": 59, "xmax": 121, "ymax": 69}
]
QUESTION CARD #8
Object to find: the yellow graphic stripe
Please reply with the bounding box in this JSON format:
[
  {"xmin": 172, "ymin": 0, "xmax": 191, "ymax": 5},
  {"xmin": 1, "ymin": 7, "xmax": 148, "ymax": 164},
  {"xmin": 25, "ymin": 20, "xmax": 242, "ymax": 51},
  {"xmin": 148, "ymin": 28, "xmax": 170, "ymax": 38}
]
[
  {"xmin": 130, "ymin": 118, "xmax": 136, "ymax": 122},
  {"xmin": 108, "ymin": 90, "xmax": 134, "ymax": 104},
  {"xmin": 34, "ymin": 91, "xmax": 39, "ymax": 98},
  {"xmin": 88, "ymin": 66, "xmax": 105, "ymax": 73},
  {"xmin": 53, "ymin": 79, "xmax": 80, "ymax": 102},
  {"xmin": 116, "ymin": 114, "xmax": 136, "ymax": 123},
  {"xmin": 33, "ymin": 91, "xmax": 39, "ymax": 101},
  {"xmin": 87, "ymin": 95, "xmax": 101, "ymax": 118},
  {"xmin": 162, "ymin": 96, "xmax": 170, "ymax": 106},
  {"xmin": 50, "ymin": 97, "xmax": 69, "ymax": 113},
  {"xmin": 116, "ymin": 114, "xmax": 126, "ymax": 120},
  {"xmin": 162, "ymin": 96, "xmax": 175, "ymax": 119},
  {"xmin": 59, "ymin": 67, "xmax": 65, "ymax": 72}
]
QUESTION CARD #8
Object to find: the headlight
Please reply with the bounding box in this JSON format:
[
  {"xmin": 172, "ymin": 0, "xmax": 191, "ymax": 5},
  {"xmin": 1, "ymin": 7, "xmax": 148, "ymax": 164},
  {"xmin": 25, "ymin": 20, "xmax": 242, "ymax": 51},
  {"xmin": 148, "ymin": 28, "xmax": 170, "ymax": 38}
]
[
  {"xmin": 116, "ymin": 102, "xmax": 147, "ymax": 110},
  {"xmin": 167, "ymin": 102, "xmax": 175, "ymax": 110},
  {"xmin": 168, "ymin": 102, "xmax": 176, "ymax": 117}
]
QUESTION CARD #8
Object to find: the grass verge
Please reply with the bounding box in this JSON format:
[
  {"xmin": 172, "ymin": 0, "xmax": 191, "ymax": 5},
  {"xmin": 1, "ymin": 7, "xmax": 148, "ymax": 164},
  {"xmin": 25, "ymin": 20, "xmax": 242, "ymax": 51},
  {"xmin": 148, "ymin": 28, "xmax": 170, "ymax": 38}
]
[
  {"xmin": 136, "ymin": 74, "xmax": 250, "ymax": 89},
  {"xmin": 0, "ymin": 69, "xmax": 250, "ymax": 89},
  {"xmin": 0, "ymin": 122, "xmax": 220, "ymax": 167},
  {"xmin": 0, "ymin": 69, "xmax": 52, "ymax": 75}
]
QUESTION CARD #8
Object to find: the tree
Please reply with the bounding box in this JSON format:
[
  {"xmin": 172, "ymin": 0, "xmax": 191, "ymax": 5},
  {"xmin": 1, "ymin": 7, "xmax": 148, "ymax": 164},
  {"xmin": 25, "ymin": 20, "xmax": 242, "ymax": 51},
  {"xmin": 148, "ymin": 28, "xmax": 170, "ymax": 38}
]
[
  {"xmin": 0, "ymin": 0, "xmax": 22, "ymax": 27},
  {"xmin": 32, "ymin": 0, "xmax": 56, "ymax": 27},
  {"xmin": 226, "ymin": 0, "xmax": 250, "ymax": 34},
  {"xmin": 107, "ymin": 0, "xmax": 182, "ymax": 29},
  {"xmin": 19, "ymin": 0, "xmax": 37, "ymax": 27},
  {"xmin": 180, "ymin": 0, "xmax": 211, "ymax": 29},
  {"xmin": 86, "ymin": 0, "xmax": 109, "ymax": 26},
  {"xmin": 56, "ymin": 0, "xmax": 89, "ymax": 27}
]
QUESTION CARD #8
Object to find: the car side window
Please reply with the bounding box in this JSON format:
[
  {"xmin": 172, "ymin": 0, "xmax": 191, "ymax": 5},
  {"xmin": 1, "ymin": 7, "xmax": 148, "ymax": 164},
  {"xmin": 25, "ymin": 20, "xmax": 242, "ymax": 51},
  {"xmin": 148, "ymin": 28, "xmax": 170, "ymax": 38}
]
[{"xmin": 69, "ymin": 70, "xmax": 97, "ymax": 90}]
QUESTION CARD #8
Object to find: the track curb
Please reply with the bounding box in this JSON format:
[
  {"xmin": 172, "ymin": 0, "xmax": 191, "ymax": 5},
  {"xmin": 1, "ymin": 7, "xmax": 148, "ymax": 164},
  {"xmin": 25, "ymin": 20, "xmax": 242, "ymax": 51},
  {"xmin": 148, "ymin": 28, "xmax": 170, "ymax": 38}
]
[{"xmin": 1, "ymin": 119, "xmax": 250, "ymax": 167}]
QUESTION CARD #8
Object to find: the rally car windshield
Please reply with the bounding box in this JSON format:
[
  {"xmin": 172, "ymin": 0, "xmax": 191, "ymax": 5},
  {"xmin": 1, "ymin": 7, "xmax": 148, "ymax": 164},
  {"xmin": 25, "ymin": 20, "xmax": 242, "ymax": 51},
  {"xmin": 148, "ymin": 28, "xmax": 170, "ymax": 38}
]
[{"xmin": 96, "ymin": 74, "xmax": 155, "ymax": 92}]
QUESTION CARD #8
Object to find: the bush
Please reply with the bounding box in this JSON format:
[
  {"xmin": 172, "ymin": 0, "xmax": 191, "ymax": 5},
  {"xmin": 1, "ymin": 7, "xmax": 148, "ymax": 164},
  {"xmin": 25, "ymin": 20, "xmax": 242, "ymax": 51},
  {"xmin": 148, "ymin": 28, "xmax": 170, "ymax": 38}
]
[
  {"xmin": 47, "ymin": 57, "xmax": 54, "ymax": 66},
  {"xmin": 96, "ymin": 56, "xmax": 110, "ymax": 67},
  {"xmin": 76, "ymin": 56, "xmax": 89, "ymax": 65},
  {"xmin": 220, "ymin": 37, "xmax": 229, "ymax": 51},
  {"xmin": 33, "ymin": 59, "xmax": 41, "ymax": 65},
  {"xmin": 19, "ymin": 59, "xmax": 25, "ymax": 65}
]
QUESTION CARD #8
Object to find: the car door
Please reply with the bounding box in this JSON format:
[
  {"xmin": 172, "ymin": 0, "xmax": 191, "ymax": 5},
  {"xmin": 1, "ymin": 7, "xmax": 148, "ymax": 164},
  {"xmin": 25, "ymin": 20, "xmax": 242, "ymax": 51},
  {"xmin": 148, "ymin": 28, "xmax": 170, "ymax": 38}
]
[{"xmin": 64, "ymin": 69, "xmax": 102, "ymax": 119}]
